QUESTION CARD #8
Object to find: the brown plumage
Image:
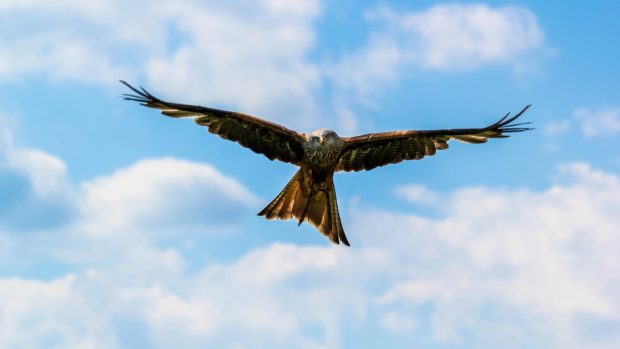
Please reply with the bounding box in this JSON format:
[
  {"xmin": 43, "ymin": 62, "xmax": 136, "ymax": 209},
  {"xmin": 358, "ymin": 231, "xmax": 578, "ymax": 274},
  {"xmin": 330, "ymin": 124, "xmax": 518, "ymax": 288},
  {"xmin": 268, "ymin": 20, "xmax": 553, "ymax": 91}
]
[{"xmin": 121, "ymin": 80, "xmax": 532, "ymax": 246}]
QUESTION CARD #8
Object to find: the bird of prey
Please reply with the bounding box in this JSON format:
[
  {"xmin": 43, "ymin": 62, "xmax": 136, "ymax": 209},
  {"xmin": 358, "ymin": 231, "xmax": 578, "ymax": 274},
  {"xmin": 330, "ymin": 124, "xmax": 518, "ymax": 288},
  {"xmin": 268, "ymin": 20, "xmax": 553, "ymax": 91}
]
[{"xmin": 121, "ymin": 81, "xmax": 531, "ymax": 246}]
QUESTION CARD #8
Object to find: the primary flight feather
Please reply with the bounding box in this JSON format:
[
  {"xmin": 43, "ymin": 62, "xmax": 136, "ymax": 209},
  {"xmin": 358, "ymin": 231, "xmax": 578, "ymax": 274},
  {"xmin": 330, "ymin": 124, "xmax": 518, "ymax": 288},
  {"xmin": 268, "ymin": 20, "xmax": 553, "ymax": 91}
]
[{"xmin": 121, "ymin": 80, "xmax": 531, "ymax": 246}]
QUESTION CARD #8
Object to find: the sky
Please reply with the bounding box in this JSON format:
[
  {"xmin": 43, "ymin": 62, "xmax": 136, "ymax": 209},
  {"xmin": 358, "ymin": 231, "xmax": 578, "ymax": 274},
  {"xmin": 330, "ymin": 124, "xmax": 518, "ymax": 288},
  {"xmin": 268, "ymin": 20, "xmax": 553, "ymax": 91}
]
[{"xmin": 1, "ymin": 0, "xmax": 619, "ymax": 348}]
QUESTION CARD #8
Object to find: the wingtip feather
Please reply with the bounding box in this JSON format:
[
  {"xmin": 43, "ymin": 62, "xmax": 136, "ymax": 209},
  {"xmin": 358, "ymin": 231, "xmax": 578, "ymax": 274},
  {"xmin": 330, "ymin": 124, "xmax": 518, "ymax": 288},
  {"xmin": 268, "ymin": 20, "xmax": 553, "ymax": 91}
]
[
  {"xmin": 486, "ymin": 104, "xmax": 533, "ymax": 135},
  {"xmin": 120, "ymin": 80, "xmax": 164, "ymax": 108}
]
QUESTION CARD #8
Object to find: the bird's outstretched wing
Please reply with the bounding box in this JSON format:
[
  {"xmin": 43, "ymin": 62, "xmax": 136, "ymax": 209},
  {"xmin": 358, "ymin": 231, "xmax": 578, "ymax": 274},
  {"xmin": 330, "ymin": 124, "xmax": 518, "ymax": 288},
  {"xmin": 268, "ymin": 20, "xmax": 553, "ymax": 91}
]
[
  {"xmin": 336, "ymin": 105, "xmax": 532, "ymax": 172},
  {"xmin": 121, "ymin": 81, "xmax": 306, "ymax": 165}
]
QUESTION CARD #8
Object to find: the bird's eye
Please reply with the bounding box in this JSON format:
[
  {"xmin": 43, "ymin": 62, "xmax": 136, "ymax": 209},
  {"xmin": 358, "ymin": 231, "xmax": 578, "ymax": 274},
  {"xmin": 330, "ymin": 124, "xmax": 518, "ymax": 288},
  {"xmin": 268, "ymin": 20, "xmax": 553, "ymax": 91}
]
[{"xmin": 311, "ymin": 136, "xmax": 320, "ymax": 142}]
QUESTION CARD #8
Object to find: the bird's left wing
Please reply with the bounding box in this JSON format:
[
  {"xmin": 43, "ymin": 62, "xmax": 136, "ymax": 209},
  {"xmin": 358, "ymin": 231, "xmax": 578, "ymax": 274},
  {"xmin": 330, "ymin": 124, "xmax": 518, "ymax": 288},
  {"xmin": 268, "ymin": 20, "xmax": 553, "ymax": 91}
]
[
  {"xmin": 121, "ymin": 81, "xmax": 306, "ymax": 165},
  {"xmin": 336, "ymin": 105, "xmax": 532, "ymax": 172}
]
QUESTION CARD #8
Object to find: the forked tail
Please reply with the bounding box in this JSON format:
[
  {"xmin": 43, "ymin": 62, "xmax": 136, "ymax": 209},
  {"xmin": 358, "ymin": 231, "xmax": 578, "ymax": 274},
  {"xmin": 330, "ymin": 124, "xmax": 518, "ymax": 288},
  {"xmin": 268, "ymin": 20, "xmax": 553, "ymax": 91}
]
[{"xmin": 258, "ymin": 170, "xmax": 350, "ymax": 246}]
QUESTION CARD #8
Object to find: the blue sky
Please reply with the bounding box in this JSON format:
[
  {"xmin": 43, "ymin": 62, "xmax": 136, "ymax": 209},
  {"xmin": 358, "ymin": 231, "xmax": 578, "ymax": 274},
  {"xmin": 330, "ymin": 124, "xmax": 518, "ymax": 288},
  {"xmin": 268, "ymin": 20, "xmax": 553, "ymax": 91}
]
[{"xmin": 1, "ymin": 0, "xmax": 619, "ymax": 348}]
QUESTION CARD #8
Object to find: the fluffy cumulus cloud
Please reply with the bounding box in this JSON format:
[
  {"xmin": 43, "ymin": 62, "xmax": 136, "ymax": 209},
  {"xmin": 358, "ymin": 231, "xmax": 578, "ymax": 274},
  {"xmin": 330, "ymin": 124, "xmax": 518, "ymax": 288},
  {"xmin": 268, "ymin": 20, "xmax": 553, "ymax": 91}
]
[
  {"xmin": 0, "ymin": 119, "xmax": 258, "ymax": 265},
  {"xmin": 2, "ymin": 124, "xmax": 619, "ymax": 348},
  {"xmin": 361, "ymin": 162, "xmax": 620, "ymax": 348},
  {"xmin": 0, "ymin": 1, "xmax": 546, "ymax": 132},
  {"xmin": 0, "ymin": 275, "xmax": 121, "ymax": 349},
  {"xmin": 0, "ymin": 0, "xmax": 323, "ymax": 128},
  {"xmin": 143, "ymin": 0, "xmax": 323, "ymax": 126},
  {"xmin": 332, "ymin": 3, "xmax": 544, "ymax": 96},
  {"xmin": 0, "ymin": 128, "xmax": 73, "ymax": 230},
  {"xmin": 389, "ymin": 4, "xmax": 543, "ymax": 70},
  {"xmin": 79, "ymin": 157, "xmax": 259, "ymax": 236},
  {"xmin": 0, "ymin": 125, "xmax": 257, "ymax": 233}
]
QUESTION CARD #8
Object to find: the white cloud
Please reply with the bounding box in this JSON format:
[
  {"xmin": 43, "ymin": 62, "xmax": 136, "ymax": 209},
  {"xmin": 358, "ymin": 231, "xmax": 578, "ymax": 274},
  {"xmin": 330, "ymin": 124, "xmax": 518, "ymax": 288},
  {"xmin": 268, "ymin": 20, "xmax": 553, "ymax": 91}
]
[
  {"xmin": 394, "ymin": 184, "xmax": 439, "ymax": 204},
  {"xmin": 0, "ymin": 119, "xmax": 259, "ymax": 277},
  {"xmin": 0, "ymin": 0, "xmax": 156, "ymax": 84},
  {"xmin": 143, "ymin": 0, "xmax": 323, "ymax": 128},
  {"xmin": 1, "ymin": 132, "xmax": 70, "ymax": 198},
  {"xmin": 78, "ymin": 157, "xmax": 259, "ymax": 236},
  {"xmin": 0, "ymin": 126, "xmax": 383, "ymax": 346},
  {"xmin": 1, "ymin": 1, "xmax": 546, "ymax": 133},
  {"xmin": 0, "ymin": 245, "xmax": 386, "ymax": 349},
  {"xmin": 0, "ymin": 275, "xmax": 121, "ymax": 349},
  {"xmin": 393, "ymin": 4, "xmax": 543, "ymax": 70},
  {"xmin": 0, "ymin": 120, "xmax": 256, "ymax": 236},
  {"xmin": 0, "ymin": 0, "xmax": 323, "ymax": 129},
  {"xmin": 2, "ymin": 153, "xmax": 619, "ymax": 348},
  {"xmin": 332, "ymin": 4, "xmax": 544, "ymax": 96},
  {"xmin": 0, "ymin": 128, "xmax": 74, "ymax": 230},
  {"xmin": 574, "ymin": 107, "xmax": 620, "ymax": 138},
  {"xmin": 2, "ymin": 112, "xmax": 618, "ymax": 348},
  {"xmin": 359, "ymin": 162, "xmax": 620, "ymax": 347},
  {"xmin": 329, "ymin": 35, "xmax": 403, "ymax": 100}
]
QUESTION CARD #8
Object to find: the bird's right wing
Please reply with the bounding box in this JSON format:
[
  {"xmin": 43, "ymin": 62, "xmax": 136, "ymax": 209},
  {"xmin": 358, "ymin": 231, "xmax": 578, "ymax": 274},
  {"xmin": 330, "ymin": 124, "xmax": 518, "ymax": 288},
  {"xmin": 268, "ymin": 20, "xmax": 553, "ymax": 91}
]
[
  {"xmin": 336, "ymin": 106, "xmax": 532, "ymax": 172},
  {"xmin": 121, "ymin": 81, "xmax": 306, "ymax": 165}
]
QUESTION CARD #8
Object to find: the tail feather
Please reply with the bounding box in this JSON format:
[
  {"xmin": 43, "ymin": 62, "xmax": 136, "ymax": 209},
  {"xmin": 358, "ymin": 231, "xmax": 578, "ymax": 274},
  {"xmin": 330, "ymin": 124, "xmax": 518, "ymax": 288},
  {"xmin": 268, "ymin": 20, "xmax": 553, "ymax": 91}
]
[
  {"xmin": 297, "ymin": 194, "xmax": 312, "ymax": 226},
  {"xmin": 258, "ymin": 170, "xmax": 350, "ymax": 246},
  {"xmin": 327, "ymin": 189, "xmax": 349, "ymax": 246}
]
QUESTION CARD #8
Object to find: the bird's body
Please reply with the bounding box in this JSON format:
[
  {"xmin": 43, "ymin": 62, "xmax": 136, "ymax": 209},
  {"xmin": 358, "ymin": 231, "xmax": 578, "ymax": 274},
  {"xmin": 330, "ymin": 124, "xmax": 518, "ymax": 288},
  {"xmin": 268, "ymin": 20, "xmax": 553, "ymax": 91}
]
[
  {"xmin": 260, "ymin": 128, "xmax": 348, "ymax": 244},
  {"xmin": 121, "ymin": 80, "xmax": 532, "ymax": 246}
]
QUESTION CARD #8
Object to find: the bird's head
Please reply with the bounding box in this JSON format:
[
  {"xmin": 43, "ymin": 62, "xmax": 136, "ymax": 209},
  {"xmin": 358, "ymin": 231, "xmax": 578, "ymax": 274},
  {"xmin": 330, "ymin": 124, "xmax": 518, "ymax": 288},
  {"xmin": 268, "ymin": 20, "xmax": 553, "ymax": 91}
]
[{"xmin": 308, "ymin": 128, "xmax": 340, "ymax": 148}]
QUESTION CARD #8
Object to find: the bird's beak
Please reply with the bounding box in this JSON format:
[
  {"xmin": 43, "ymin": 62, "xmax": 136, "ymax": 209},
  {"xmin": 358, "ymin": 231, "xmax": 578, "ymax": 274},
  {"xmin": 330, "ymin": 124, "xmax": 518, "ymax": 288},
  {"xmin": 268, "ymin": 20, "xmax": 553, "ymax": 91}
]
[{"xmin": 319, "ymin": 136, "xmax": 325, "ymax": 144}]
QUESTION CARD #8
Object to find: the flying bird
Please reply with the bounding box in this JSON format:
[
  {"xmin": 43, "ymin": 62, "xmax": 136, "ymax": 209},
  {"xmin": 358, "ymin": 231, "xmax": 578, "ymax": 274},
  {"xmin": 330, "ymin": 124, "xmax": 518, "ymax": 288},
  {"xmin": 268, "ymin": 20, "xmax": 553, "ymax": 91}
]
[{"xmin": 121, "ymin": 81, "xmax": 531, "ymax": 246}]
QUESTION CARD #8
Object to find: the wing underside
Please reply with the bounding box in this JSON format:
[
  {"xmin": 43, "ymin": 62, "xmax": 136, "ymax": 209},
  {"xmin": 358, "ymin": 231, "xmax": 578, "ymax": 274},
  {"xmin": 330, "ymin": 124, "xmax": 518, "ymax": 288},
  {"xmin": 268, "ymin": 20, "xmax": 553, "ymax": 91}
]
[
  {"xmin": 336, "ymin": 105, "xmax": 532, "ymax": 172},
  {"xmin": 121, "ymin": 81, "xmax": 305, "ymax": 165}
]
